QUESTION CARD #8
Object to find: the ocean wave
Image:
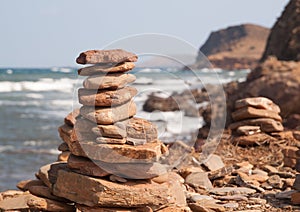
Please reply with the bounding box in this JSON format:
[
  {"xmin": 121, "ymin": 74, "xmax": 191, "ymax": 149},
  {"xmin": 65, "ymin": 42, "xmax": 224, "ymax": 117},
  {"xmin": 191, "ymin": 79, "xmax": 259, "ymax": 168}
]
[{"xmin": 0, "ymin": 78, "xmax": 76, "ymax": 93}]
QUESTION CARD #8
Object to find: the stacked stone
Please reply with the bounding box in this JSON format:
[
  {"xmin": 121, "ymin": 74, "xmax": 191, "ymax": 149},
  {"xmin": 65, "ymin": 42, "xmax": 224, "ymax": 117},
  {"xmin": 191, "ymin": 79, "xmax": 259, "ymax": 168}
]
[{"xmin": 229, "ymin": 97, "xmax": 283, "ymax": 145}]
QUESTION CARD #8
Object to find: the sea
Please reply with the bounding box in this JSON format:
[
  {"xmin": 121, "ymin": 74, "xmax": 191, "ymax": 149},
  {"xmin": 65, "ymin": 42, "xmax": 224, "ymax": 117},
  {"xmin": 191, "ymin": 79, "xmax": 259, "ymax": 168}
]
[{"xmin": 0, "ymin": 67, "xmax": 249, "ymax": 191}]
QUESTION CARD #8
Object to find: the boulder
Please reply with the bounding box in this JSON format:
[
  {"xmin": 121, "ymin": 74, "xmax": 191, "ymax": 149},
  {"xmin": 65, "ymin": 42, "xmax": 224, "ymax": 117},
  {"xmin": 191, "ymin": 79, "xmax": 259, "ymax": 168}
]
[
  {"xmin": 83, "ymin": 73, "xmax": 136, "ymax": 90},
  {"xmin": 76, "ymin": 49, "xmax": 138, "ymax": 64},
  {"xmin": 78, "ymin": 87, "xmax": 137, "ymax": 107},
  {"xmin": 78, "ymin": 62, "xmax": 135, "ymax": 76},
  {"xmin": 80, "ymin": 101, "xmax": 136, "ymax": 124}
]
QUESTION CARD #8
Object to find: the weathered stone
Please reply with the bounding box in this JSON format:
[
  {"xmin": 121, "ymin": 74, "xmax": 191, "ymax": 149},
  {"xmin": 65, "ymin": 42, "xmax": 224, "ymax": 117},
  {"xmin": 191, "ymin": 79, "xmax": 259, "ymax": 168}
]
[
  {"xmin": 58, "ymin": 124, "xmax": 73, "ymax": 144},
  {"xmin": 74, "ymin": 117, "xmax": 95, "ymax": 133},
  {"xmin": 283, "ymin": 178, "xmax": 295, "ymax": 187},
  {"xmin": 64, "ymin": 108, "xmax": 80, "ymax": 127},
  {"xmin": 96, "ymin": 137, "xmax": 127, "ymax": 144},
  {"xmin": 80, "ymin": 101, "xmax": 136, "ymax": 124},
  {"xmin": 157, "ymin": 206, "xmax": 190, "ymax": 212},
  {"xmin": 0, "ymin": 190, "xmax": 25, "ymax": 200},
  {"xmin": 269, "ymin": 171, "xmax": 294, "ymax": 179},
  {"xmin": 202, "ymin": 154, "xmax": 224, "ymax": 171},
  {"xmin": 209, "ymin": 187, "xmax": 256, "ymax": 196},
  {"xmin": 236, "ymin": 125, "xmax": 261, "ymax": 135},
  {"xmin": 208, "ymin": 165, "xmax": 234, "ymax": 180},
  {"xmin": 235, "ymin": 97, "xmax": 280, "ymax": 113},
  {"xmin": 282, "ymin": 146, "xmax": 300, "ymax": 158},
  {"xmin": 188, "ymin": 202, "xmax": 225, "ymax": 212},
  {"xmin": 267, "ymin": 175, "xmax": 283, "ymax": 189},
  {"xmin": 78, "ymin": 62, "xmax": 135, "ymax": 76},
  {"xmin": 53, "ymin": 170, "xmax": 186, "ymax": 208},
  {"xmin": 28, "ymin": 185, "xmax": 67, "ymax": 202},
  {"xmin": 126, "ymin": 117, "xmax": 158, "ymax": 145},
  {"xmin": 57, "ymin": 151, "xmax": 71, "ymax": 162},
  {"xmin": 78, "ymin": 87, "xmax": 137, "ymax": 107},
  {"xmin": 58, "ymin": 142, "xmax": 69, "ymax": 152},
  {"xmin": 26, "ymin": 195, "xmax": 75, "ymax": 212},
  {"xmin": 236, "ymin": 161, "xmax": 254, "ymax": 173},
  {"xmin": 67, "ymin": 154, "xmax": 110, "ymax": 177},
  {"xmin": 292, "ymin": 192, "xmax": 300, "ymax": 204},
  {"xmin": 109, "ymin": 175, "xmax": 127, "ymax": 183},
  {"xmin": 69, "ymin": 140, "xmax": 164, "ymax": 163},
  {"xmin": 232, "ymin": 107, "xmax": 282, "ymax": 122},
  {"xmin": 263, "ymin": 165, "xmax": 278, "ymax": 173},
  {"xmin": 232, "ymin": 133, "xmax": 276, "ymax": 146},
  {"xmin": 0, "ymin": 194, "xmax": 31, "ymax": 211},
  {"xmin": 48, "ymin": 162, "xmax": 69, "ymax": 185},
  {"xmin": 229, "ymin": 118, "xmax": 284, "ymax": 133},
  {"xmin": 76, "ymin": 204, "xmax": 153, "ymax": 212},
  {"xmin": 37, "ymin": 164, "xmax": 52, "ymax": 188},
  {"xmin": 275, "ymin": 190, "xmax": 297, "ymax": 199},
  {"xmin": 17, "ymin": 179, "xmax": 45, "ymax": 191},
  {"xmin": 76, "ymin": 49, "xmax": 138, "ymax": 65},
  {"xmin": 185, "ymin": 172, "xmax": 213, "ymax": 190},
  {"xmin": 83, "ymin": 73, "xmax": 136, "ymax": 90},
  {"xmin": 215, "ymin": 195, "xmax": 248, "ymax": 201},
  {"xmin": 92, "ymin": 122, "xmax": 126, "ymax": 139},
  {"xmin": 284, "ymin": 157, "xmax": 297, "ymax": 168},
  {"xmin": 179, "ymin": 166, "xmax": 205, "ymax": 179}
]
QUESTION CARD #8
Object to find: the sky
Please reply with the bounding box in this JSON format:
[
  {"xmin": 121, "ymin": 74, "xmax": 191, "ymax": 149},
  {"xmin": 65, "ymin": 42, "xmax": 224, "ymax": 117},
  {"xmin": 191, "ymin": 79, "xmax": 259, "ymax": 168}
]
[{"xmin": 0, "ymin": 0, "xmax": 289, "ymax": 67}]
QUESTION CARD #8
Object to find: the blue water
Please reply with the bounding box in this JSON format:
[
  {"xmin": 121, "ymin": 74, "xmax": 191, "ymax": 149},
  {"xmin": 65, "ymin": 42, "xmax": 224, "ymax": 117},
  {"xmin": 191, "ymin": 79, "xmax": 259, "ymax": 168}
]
[{"xmin": 0, "ymin": 67, "xmax": 249, "ymax": 191}]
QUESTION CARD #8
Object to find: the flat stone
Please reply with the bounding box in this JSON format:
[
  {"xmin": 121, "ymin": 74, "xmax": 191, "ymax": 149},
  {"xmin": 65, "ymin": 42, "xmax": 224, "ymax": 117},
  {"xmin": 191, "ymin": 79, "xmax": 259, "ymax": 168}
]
[
  {"xmin": 282, "ymin": 146, "xmax": 299, "ymax": 158},
  {"xmin": 185, "ymin": 172, "xmax": 213, "ymax": 190},
  {"xmin": 28, "ymin": 185, "xmax": 67, "ymax": 202},
  {"xmin": 229, "ymin": 118, "xmax": 284, "ymax": 133},
  {"xmin": 109, "ymin": 175, "xmax": 127, "ymax": 183},
  {"xmin": 0, "ymin": 190, "xmax": 25, "ymax": 200},
  {"xmin": 37, "ymin": 164, "xmax": 52, "ymax": 188},
  {"xmin": 96, "ymin": 137, "xmax": 127, "ymax": 144},
  {"xmin": 236, "ymin": 161, "xmax": 254, "ymax": 173},
  {"xmin": 92, "ymin": 121, "xmax": 127, "ymax": 138},
  {"xmin": 78, "ymin": 86, "xmax": 137, "ymax": 107},
  {"xmin": 58, "ymin": 124, "xmax": 73, "ymax": 144},
  {"xmin": 269, "ymin": 171, "xmax": 295, "ymax": 178},
  {"xmin": 26, "ymin": 195, "xmax": 75, "ymax": 212},
  {"xmin": 208, "ymin": 165, "xmax": 234, "ymax": 180},
  {"xmin": 179, "ymin": 166, "xmax": 205, "ymax": 179},
  {"xmin": 71, "ymin": 129, "xmax": 97, "ymax": 142},
  {"xmin": 80, "ymin": 101, "xmax": 136, "ymax": 124},
  {"xmin": 216, "ymin": 195, "xmax": 248, "ymax": 201},
  {"xmin": 78, "ymin": 62, "xmax": 135, "ymax": 76},
  {"xmin": 64, "ymin": 108, "xmax": 80, "ymax": 127},
  {"xmin": 236, "ymin": 125, "xmax": 261, "ymax": 135},
  {"xmin": 275, "ymin": 190, "xmax": 297, "ymax": 199},
  {"xmin": 263, "ymin": 165, "xmax": 278, "ymax": 173},
  {"xmin": 76, "ymin": 204, "xmax": 153, "ymax": 212},
  {"xmin": 188, "ymin": 202, "xmax": 225, "ymax": 212},
  {"xmin": 235, "ymin": 97, "xmax": 281, "ymax": 113},
  {"xmin": 186, "ymin": 193, "xmax": 215, "ymax": 202},
  {"xmin": 76, "ymin": 49, "xmax": 138, "ymax": 64},
  {"xmin": 126, "ymin": 117, "xmax": 158, "ymax": 145},
  {"xmin": 83, "ymin": 73, "xmax": 136, "ymax": 90},
  {"xmin": 223, "ymin": 202, "xmax": 239, "ymax": 209},
  {"xmin": 202, "ymin": 154, "xmax": 224, "ymax": 171},
  {"xmin": 58, "ymin": 142, "xmax": 69, "ymax": 152},
  {"xmin": 57, "ymin": 151, "xmax": 71, "ymax": 162},
  {"xmin": 17, "ymin": 179, "xmax": 45, "ymax": 191},
  {"xmin": 69, "ymin": 140, "xmax": 164, "ymax": 163},
  {"xmin": 67, "ymin": 154, "xmax": 110, "ymax": 177},
  {"xmin": 74, "ymin": 117, "xmax": 96, "ymax": 133},
  {"xmin": 232, "ymin": 107, "xmax": 282, "ymax": 122},
  {"xmin": 232, "ymin": 133, "xmax": 277, "ymax": 146},
  {"xmin": 53, "ymin": 170, "xmax": 186, "ymax": 208},
  {"xmin": 267, "ymin": 175, "xmax": 283, "ymax": 189},
  {"xmin": 209, "ymin": 187, "xmax": 256, "ymax": 196},
  {"xmin": 48, "ymin": 162, "xmax": 69, "ymax": 185},
  {"xmin": 0, "ymin": 194, "xmax": 31, "ymax": 211}
]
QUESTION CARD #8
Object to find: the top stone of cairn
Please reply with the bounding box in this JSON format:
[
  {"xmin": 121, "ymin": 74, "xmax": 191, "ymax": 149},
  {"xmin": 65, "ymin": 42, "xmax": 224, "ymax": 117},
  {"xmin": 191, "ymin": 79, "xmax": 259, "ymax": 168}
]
[{"xmin": 76, "ymin": 49, "xmax": 138, "ymax": 64}]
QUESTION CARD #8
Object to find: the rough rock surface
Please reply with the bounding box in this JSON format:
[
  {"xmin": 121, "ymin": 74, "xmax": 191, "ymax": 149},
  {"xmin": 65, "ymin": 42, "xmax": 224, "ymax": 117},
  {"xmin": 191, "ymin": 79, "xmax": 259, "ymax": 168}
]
[{"xmin": 78, "ymin": 62, "xmax": 135, "ymax": 76}]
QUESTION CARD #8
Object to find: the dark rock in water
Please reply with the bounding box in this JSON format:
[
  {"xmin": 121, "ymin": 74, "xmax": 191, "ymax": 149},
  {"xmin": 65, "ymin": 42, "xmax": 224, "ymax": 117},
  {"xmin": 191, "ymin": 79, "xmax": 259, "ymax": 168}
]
[
  {"xmin": 261, "ymin": 0, "xmax": 300, "ymax": 61},
  {"xmin": 194, "ymin": 24, "xmax": 269, "ymax": 70}
]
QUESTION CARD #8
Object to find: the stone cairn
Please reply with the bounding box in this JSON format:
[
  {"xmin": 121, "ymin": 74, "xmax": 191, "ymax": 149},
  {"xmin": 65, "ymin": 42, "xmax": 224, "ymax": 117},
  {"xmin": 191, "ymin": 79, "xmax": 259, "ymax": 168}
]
[
  {"xmin": 229, "ymin": 97, "xmax": 284, "ymax": 146},
  {"xmin": 0, "ymin": 49, "xmax": 187, "ymax": 211}
]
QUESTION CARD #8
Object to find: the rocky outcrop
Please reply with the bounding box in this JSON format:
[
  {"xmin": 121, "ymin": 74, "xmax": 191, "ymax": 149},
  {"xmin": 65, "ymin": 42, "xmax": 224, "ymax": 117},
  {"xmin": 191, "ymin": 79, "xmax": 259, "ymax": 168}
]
[
  {"xmin": 194, "ymin": 24, "xmax": 270, "ymax": 70},
  {"xmin": 261, "ymin": 0, "xmax": 300, "ymax": 61}
]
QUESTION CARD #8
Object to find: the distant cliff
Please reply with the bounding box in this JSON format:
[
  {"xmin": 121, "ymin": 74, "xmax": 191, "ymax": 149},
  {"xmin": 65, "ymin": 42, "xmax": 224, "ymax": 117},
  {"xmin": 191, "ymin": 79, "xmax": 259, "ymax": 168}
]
[
  {"xmin": 261, "ymin": 0, "xmax": 300, "ymax": 61},
  {"xmin": 194, "ymin": 24, "xmax": 270, "ymax": 70}
]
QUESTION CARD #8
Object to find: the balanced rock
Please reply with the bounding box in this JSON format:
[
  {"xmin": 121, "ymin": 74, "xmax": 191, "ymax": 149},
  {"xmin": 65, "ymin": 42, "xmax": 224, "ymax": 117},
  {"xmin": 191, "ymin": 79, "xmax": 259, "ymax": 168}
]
[
  {"xmin": 78, "ymin": 62, "xmax": 135, "ymax": 76},
  {"xmin": 76, "ymin": 49, "xmax": 138, "ymax": 64},
  {"xmin": 83, "ymin": 73, "xmax": 136, "ymax": 90},
  {"xmin": 78, "ymin": 86, "xmax": 137, "ymax": 106},
  {"xmin": 92, "ymin": 121, "xmax": 127, "ymax": 138},
  {"xmin": 232, "ymin": 106, "xmax": 282, "ymax": 122},
  {"xmin": 96, "ymin": 136, "xmax": 127, "ymax": 144},
  {"xmin": 58, "ymin": 124, "xmax": 73, "ymax": 144},
  {"xmin": 64, "ymin": 108, "xmax": 80, "ymax": 127},
  {"xmin": 235, "ymin": 97, "xmax": 280, "ymax": 113},
  {"xmin": 53, "ymin": 170, "xmax": 185, "ymax": 209},
  {"xmin": 229, "ymin": 118, "xmax": 283, "ymax": 133},
  {"xmin": 80, "ymin": 100, "xmax": 136, "ymax": 124}
]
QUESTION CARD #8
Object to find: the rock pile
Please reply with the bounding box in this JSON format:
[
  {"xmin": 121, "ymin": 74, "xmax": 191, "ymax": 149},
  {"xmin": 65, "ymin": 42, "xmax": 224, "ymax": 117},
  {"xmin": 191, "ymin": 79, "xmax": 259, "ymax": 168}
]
[
  {"xmin": 229, "ymin": 97, "xmax": 284, "ymax": 145},
  {"xmin": 0, "ymin": 49, "xmax": 187, "ymax": 211}
]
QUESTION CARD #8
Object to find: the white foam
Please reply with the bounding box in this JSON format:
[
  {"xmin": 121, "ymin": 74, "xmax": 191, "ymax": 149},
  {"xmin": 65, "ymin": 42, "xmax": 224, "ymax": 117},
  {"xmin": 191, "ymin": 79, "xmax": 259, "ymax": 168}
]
[
  {"xmin": 138, "ymin": 68, "xmax": 162, "ymax": 73},
  {"xmin": 133, "ymin": 77, "xmax": 153, "ymax": 85},
  {"xmin": 25, "ymin": 93, "xmax": 44, "ymax": 99},
  {"xmin": 0, "ymin": 78, "xmax": 76, "ymax": 93}
]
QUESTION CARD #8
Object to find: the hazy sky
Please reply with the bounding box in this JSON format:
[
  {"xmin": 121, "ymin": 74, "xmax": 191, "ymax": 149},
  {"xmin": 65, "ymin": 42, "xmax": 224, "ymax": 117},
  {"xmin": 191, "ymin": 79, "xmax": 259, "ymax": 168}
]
[{"xmin": 0, "ymin": 0, "xmax": 289, "ymax": 67}]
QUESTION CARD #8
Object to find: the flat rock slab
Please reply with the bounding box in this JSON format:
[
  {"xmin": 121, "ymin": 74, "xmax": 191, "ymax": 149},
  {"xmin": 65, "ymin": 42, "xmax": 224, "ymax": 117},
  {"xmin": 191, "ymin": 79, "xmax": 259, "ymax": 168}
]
[
  {"xmin": 92, "ymin": 121, "xmax": 126, "ymax": 138},
  {"xmin": 232, "ymin": 107, "xmax": 282, "ymax": 122},
  {"xmin": 229, "ymin": 118, "xmax": 283, "ymax": 133},
  {"xmin": 78, "ymin": 62, "xmax": 135, "ymax": 76},
  {"xmin": 53, "ymin": 170, "xmax": 185, "ymax": 208},
  {"xmin": 76, "ymin": 204, "xmax": 153, "ymax": 212},
  {"xmin": 17, "ymin": 179, "xmax": 45, "ymax": 191},
  {"xmin": 69, "ymin": 140, "xmax": 164, "ymax": 163},
  {"xmin": 58, "ymin": 124, "xmax": 73, "ymax": 144},
  {"xmin": 209, "ymin": 187, "xmax": 256, "ymax": 196},
  {"xmin": 83, "ymin": 73, "xmax": 136, "ymax": 90},
  {"xmin": 80, "ymin": 101, "xmax": 136, "ymax": 124},
  {"xmin": 236, "ymin": 125, "xmax": 261, "ymax": 135},
  {"xmin": 185, "ymin": 172, "xmax": 213, "ymax": 190},
  {"xmin": 76, "ymin": 49, "xmax": 138, "ymax": 64},
  {"xmin": 96, "ymin": 137, "xmax": 127, "ymax": 144},
  {"xmin": 28, "ymin": 185, "xmax": 67, "ymax": 202},
  {"xmin": 78, "ymin": 86, "xmax": 137, "ymax": 107},
  {"xmin": 64, "ymin": 108, "xmax": 80, "ymax": 127},
  {"xmin": 232, "ymin": 133, "xmax": 277, "ymax": 146},
  {"xmin": 235, "ymin": 97, "xmax": 280, "ymax": 113},
  {"xmin": 202, "ymin": 154, "xmax": 225, "ymax": 172}
]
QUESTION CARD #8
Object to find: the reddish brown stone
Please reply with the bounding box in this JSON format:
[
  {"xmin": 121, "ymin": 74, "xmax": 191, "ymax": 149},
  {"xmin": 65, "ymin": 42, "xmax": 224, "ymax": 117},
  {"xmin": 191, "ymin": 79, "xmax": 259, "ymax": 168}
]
[
  {"xmin": 64, "ymin": 108, "xmax": 80, "ymax": 127},
  {"xmin": 232, "ymin": 106, "xmax": 282, "ymax": 122},
  {"xmin": 78, "ymin": 62, "xmax": 135, "ymax": 76}
]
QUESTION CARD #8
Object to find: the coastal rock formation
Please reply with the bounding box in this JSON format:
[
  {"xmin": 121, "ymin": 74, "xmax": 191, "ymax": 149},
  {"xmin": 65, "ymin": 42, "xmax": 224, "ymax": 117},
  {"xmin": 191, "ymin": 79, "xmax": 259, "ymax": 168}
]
[
  {"xmin": 194, "ymin": 24, "xmax": 270, "ymax": 70},
  {"xmin": 261, "ymin": 0, "xmax": 300, "ymax": 61}
]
